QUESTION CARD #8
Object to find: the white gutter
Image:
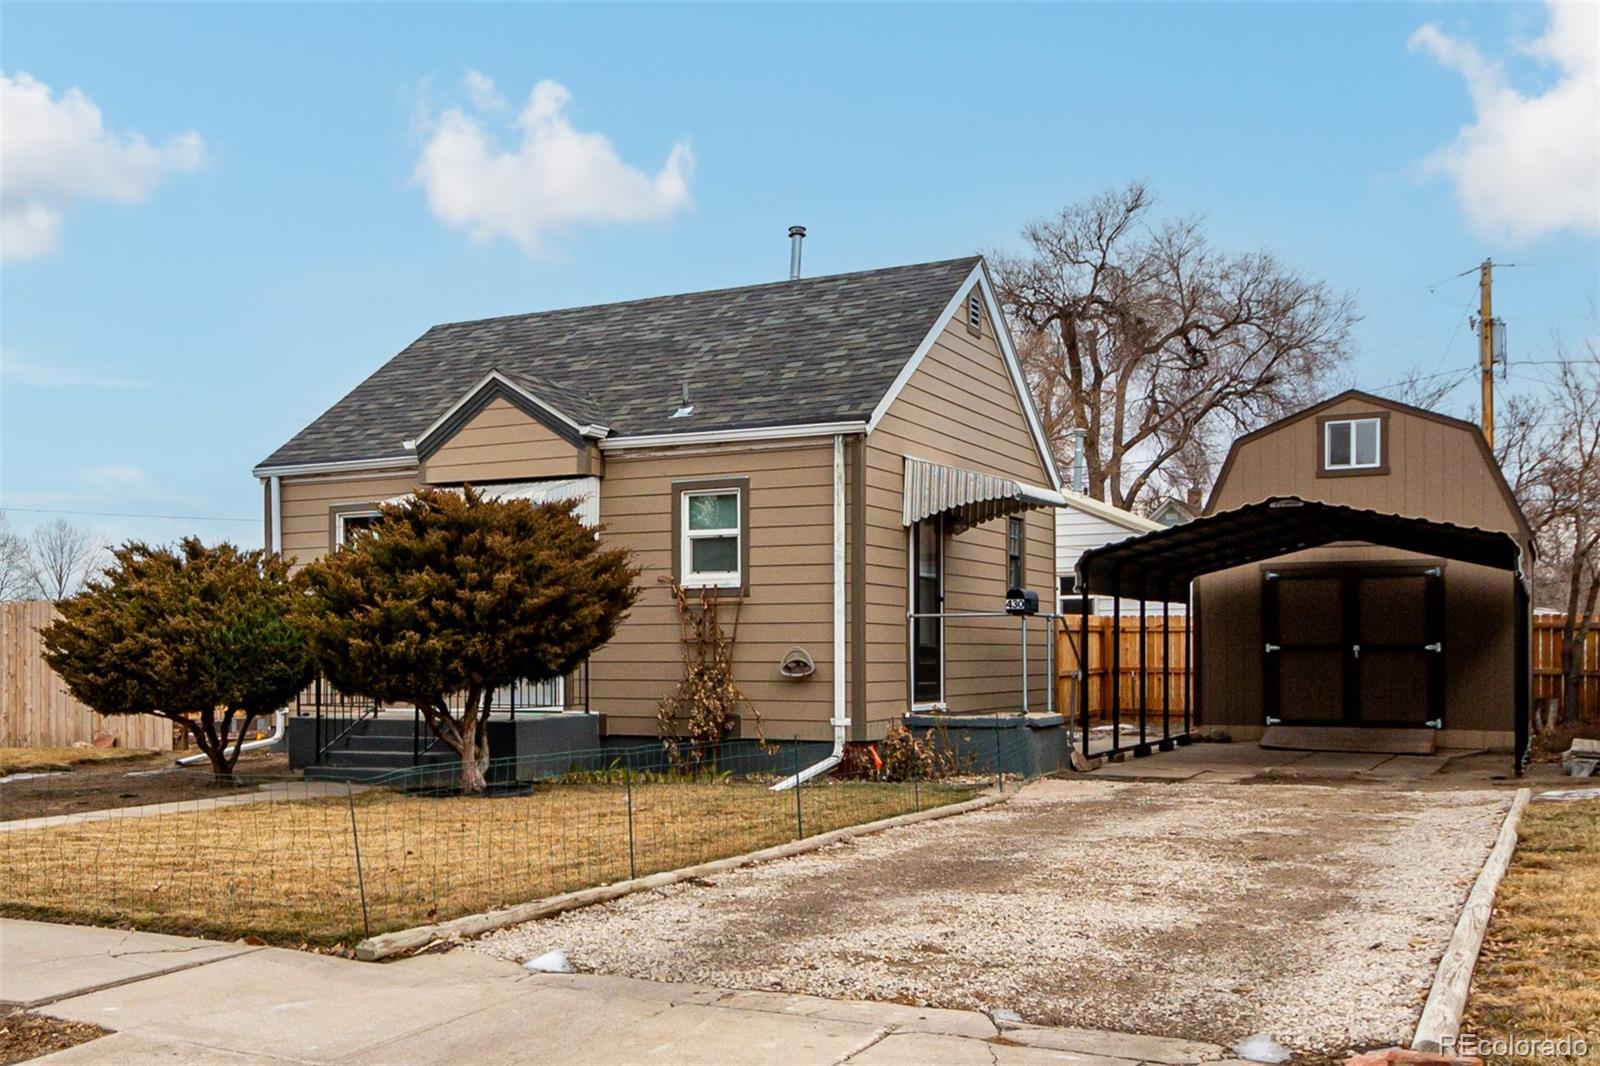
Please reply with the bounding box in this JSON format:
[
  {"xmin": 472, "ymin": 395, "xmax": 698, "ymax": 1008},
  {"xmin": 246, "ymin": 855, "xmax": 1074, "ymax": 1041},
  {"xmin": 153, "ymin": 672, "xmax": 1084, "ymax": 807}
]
[
  {"xmin": 252, "ymin": 456, "xmax": 418, "ymax": 478},
  {"xmin": 600, "ymin": 421, "xmax": 866, "ymax": 452},
  {"xmin": 175, "ymin": 708, "xmax": 287, "ymax": 766},
  {"xmin": 772, "ymin": 432, "xmax": 849, "ymax": 791}
]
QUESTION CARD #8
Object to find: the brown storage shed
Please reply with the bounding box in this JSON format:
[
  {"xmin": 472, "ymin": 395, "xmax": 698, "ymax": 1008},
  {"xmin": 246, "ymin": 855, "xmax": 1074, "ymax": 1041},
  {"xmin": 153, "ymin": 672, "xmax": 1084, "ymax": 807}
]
[{"xmin": 1076, "ymin": 391, "xmax": 1534, "ymax": 772}]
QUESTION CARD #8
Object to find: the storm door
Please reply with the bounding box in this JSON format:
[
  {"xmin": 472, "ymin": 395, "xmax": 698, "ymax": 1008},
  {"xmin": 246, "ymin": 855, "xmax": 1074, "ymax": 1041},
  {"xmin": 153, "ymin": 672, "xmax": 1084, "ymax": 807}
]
[{"xmin": 911, "ymin": 517, "xmax": 943, "ymax": 705}]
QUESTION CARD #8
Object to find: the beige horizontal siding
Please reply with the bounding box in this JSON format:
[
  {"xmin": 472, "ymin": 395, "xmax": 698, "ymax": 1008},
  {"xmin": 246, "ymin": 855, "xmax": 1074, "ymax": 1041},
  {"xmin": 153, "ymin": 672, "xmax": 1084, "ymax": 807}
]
[
  {"xmin": 863, "ymin": 295, "xmax": 1057, "ymax": 734},
  {"xmin": 590, "ymin": 440, "xmax": 837, "ymax": 741},
  {"xmin": 422, "ymin": 397, "xmax": 587, "ymax": 483},
  {"xmin": 276, "ymin": 470, "xmax": 421, "ymax": 566}
]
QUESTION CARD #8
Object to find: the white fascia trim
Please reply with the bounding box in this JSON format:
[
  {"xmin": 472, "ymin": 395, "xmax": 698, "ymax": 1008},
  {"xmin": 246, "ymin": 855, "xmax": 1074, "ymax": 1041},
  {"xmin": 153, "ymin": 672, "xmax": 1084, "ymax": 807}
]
[
  {"xmin": 599, "ymin": 421, "xmax": 867, "ymax": 451},
  {"xmin": 1061, "ymin": 489, "xmax": 1163, "ymax": 533},
  {"xmin": 252, "ymin": 456, "xmax": 419, "ymax": 478},
  {"xmin": 864, "ymin": 262, "xmax": 1064, "ymax": 492},
  {"xmin": 415, "ymin": 369, "xmax": 606, "ymax": 451}
]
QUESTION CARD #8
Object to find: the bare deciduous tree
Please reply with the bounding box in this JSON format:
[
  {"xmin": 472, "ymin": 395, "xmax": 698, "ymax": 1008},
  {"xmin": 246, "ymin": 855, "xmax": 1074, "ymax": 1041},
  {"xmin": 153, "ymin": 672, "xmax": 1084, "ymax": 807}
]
[
  {"xmin": 0, "ymin": 511, "xmax": 35, "ymax": 602},
  {"xmin": 28, "ymin": 518, "xmax": 102, "ymax": 601},
  {"xmin": 1498, "ymin": 341, "xmax": 1600, "ymax": 725},
  {"xmin": 992, "ymin": 182, "xmax": 1357, "ymax": 510}
]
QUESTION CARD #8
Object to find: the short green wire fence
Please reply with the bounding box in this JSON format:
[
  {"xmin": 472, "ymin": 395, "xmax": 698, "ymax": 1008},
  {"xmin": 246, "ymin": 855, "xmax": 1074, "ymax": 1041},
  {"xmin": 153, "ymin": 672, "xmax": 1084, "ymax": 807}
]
[{"xmin": 0, "ymin": 738, "xmax": 998, "ymax": 946}]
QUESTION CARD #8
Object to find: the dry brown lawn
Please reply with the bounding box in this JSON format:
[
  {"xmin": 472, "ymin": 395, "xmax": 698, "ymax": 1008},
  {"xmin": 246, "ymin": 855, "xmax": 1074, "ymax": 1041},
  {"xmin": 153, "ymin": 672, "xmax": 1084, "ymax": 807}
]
[
  {"xmin": 0, "ymin": 747, "xmax": 157, "ymax": 776},
  {"xmin": 0, "ymin": 778, "xmax": 973, "ymax": 945},
  {"xmin": 1462, "ymin": 798, "xmax": 1599, "ymax": 1065}
]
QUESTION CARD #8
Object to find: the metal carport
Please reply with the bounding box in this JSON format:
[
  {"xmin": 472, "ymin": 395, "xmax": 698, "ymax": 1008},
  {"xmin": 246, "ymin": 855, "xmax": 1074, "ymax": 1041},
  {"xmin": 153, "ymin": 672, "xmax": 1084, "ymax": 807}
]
[{"xmin": 1072, "ymin": 495, "xmax": 1531, "ymax": 774}]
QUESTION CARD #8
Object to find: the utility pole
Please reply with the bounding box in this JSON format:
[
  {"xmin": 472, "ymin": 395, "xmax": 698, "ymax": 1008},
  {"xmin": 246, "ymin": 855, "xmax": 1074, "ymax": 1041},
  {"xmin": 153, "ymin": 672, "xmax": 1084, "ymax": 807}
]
[{"xmin": 1478, "ymin": 258, "xmax": 1494, "ymax": 446}]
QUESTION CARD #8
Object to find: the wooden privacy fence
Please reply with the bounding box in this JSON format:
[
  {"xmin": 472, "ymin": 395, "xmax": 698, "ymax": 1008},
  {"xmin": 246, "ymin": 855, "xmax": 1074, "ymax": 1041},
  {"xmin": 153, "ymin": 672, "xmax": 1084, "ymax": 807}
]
[
  {"xmin": 1054, "ymin": 615, "xmax": 1191, "ymax": 722},
  {"xmin": 1052, "ymin": 612, "xmax": 1600, "ymax": 723},
  {"xmin": 1532, "ymin": 615, "xmax": 1600, "ymax": 719},
  {"xmin": 0, "ymin": 601, "xmax": 176, "ymax": 751}
]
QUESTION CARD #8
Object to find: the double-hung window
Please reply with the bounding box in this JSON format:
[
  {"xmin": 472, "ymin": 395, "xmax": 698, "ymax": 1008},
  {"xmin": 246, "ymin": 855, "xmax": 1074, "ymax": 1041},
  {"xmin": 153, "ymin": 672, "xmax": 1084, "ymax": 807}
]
[
  {"xmin": 1323, "ymin": 417, "xmax": 1382, "ymax": 472},
  {"xmin": 681, "ymin": 489, "xmax": 742, "ymax": 588},
  {"xmin": 336, "ymin": 511, "xmax": 382, "ymax": 549},
  {"xmin": 1006, "ymin": 516, "xmax": 1025, "ymax": 590}
]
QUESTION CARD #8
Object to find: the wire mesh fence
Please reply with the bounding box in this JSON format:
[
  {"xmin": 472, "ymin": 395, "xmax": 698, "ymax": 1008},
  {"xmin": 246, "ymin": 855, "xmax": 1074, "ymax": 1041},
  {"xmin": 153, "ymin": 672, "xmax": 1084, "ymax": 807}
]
[{"xmin": 0, "ymin": 737, "xmax": 994, "ymax": 947}]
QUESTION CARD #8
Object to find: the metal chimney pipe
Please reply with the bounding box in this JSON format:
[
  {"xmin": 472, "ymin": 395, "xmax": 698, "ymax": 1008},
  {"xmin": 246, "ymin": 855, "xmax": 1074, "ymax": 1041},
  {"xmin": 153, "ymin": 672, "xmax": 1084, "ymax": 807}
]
[
  {"xmin": 788, "ymin": 225, "xmax": 806, "ymax": 280},
  {"xmin": 1070, "ymin": 427, "xmax": 1088, "ymax": 493}
]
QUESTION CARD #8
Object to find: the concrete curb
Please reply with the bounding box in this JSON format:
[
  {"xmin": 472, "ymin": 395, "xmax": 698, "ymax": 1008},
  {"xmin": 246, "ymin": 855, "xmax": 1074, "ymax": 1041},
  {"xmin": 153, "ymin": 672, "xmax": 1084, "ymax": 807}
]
[
  {"xmin": 355, "ymin": 789, "xmax": 1011, "ymax": 962},
  {"xmin": 1410, "ymin": 787, "xmax": 1531, "ymax": 1053}
]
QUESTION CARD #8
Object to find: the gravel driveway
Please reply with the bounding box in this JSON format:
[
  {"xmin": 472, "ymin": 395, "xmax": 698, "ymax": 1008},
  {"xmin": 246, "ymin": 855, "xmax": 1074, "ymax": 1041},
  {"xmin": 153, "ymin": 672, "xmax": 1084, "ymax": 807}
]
[{"xmin": 473, "ymin": 779, "xmax": 1511, "ymax": 1056}]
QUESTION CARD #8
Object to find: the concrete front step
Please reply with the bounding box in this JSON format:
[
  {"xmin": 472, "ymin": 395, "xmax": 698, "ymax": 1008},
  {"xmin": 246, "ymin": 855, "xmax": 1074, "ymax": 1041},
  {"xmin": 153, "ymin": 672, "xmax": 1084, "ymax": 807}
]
[
  {"xmin": 334, "ymin": 735, "xmax": 420, "ymax": 754},
  {"xmin": 319, "ymin": 748, "xmax": 457, "ymax": 769},
  {"xmin": 1260, "ymin": 724, "xmax": 1437, "ymax": 755},
  {"xmin": 304, "ymin": 762, "xmax": 462, "ymax": 785}
]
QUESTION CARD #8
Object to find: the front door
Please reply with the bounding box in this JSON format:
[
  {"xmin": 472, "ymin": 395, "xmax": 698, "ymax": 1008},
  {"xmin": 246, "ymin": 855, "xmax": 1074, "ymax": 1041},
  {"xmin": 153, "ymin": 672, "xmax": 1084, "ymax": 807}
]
[{"xmin": 1263, "ymin": 566, "xmax": 1443, "ymax": 727}]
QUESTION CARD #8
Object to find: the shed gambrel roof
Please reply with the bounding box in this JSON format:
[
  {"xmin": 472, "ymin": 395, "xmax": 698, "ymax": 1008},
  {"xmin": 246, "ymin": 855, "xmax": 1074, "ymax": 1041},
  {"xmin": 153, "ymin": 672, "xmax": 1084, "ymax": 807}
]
[{"xmin": 258, "ymin": 257, "xmax": 989, "ymax": 471}]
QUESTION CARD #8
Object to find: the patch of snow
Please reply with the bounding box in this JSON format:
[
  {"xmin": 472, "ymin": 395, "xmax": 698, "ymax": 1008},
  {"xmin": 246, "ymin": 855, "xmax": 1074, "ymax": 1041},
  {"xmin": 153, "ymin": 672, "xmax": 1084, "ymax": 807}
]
[
  {"xmin": 523, "ymin": 949, "xmax": 572, "ymax": 974},
  {"xmin": 0, "ymin": 771, "xmax": 67, "ymax": 784},
  {"xmin": 1234, "ymin": 1034, "xmax": 1292, "ymax": 1063},
  {"xmin": 1534, "ymin": 787, "xmax": 1600, "ymax": 802}
]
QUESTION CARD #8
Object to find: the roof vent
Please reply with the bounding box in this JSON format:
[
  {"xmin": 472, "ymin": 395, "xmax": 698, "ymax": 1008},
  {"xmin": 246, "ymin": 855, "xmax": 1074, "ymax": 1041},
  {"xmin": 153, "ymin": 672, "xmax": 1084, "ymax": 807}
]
[
  {"xmin": 788, "ymin": 225, "xmax": 806, "ymax": 280},
  {"xmin": 671, "ymin": 381, "xmax": 694, "ymax": 419}
]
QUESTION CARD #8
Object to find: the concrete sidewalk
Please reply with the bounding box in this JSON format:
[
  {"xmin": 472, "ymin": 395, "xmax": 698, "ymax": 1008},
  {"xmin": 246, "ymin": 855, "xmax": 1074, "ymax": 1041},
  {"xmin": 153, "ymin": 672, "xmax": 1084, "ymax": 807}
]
[
  {"xmin": 0, "ymin": 782, "xmax": 362, "ymax": 834},
  {"xmin": 1, "ymin": 919, "xmax": 1240, "ymax": 1065}
]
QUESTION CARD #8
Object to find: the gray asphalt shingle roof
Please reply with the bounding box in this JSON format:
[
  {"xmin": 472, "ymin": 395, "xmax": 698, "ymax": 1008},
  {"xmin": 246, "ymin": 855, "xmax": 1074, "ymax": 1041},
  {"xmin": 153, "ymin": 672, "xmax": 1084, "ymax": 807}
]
[{"xmin": 258, "ymin": 256, "xmax": 983, "ymax": 470}]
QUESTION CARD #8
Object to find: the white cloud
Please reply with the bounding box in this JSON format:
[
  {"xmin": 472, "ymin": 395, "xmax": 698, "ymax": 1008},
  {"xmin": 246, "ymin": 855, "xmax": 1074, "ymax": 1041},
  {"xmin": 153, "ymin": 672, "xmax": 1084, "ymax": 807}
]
[
  {"xmin": 0, "ymin": 351, "xmax": 147, "ymax": 389},
  {"xmin": 412, "ymin": 74, "xmax": 694, "ymax": 256},
  {"xmin": 463, "ymin": 69, "xmax": 506, "ymax": 114},
  {"xmin": 0, "ymin": 71, "xmax": 205, "ymax": 262},
  {"xmin": 79, "ymin": 464, "xmax": 150, "ymax": 490},
  {"xmin": 1408, "ymin": 2, "xmax": 1600, "ymax": 242}
]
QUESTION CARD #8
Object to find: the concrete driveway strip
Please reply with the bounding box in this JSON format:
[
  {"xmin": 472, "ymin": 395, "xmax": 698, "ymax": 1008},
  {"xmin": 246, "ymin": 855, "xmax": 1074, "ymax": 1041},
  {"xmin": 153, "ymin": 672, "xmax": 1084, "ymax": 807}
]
[
  {"xmin": 0, "ymin": 919, "xmax": 259, "ymax": 1008},
  {"xmin": 7, "ymin": 919, "xmax": 1205, "ymax": 1065}
]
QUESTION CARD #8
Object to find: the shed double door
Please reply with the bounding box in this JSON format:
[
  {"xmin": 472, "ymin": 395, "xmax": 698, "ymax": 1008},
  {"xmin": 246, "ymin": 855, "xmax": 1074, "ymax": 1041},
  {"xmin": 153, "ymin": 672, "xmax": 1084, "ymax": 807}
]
[{"xmin": 1262, "ymin": 566, "xmax": 1443, "ymax": 727}]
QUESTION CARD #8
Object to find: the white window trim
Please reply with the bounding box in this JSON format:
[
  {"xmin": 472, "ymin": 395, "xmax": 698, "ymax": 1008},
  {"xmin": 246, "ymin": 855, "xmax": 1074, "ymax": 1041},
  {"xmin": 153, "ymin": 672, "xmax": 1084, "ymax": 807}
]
[
  {"xmin": 680, "ymin": 487, "xmax": 742, "ymax": 589},
  {"xmin": 1323, "ymin": 417, "xmax": 1383, "ymax": 471},
  {"xmin": 336, "ymin": 510, "xmax": 383, "ymax": 548}
]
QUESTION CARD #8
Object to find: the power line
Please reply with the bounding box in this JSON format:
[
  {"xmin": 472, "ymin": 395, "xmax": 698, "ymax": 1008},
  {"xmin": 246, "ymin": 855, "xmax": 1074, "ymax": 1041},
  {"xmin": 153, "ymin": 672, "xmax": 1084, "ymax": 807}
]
[{"xmin": 0, "ymin": 505, "xmax": 256, "ymax": 524}]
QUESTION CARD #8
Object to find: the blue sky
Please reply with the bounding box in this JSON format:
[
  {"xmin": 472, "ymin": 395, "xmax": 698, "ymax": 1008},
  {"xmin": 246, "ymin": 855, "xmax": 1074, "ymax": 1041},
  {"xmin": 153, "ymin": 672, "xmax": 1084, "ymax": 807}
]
[{"xmin": 3, "ymin": 1, "xmax": 1597, "ymax": 550}]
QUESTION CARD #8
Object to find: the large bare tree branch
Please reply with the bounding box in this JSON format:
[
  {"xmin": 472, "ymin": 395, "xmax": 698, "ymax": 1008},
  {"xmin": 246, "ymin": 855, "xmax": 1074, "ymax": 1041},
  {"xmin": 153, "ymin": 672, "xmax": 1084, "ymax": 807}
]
[{"xmin": 992, "ymin": 182, "xmax": 1357, "ymax": 511}]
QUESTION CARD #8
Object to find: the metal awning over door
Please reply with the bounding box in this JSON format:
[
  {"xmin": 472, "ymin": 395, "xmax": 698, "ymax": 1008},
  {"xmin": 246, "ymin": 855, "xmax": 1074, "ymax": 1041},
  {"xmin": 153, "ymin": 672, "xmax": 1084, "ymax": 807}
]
[{"xmin": 902, "ymin": 457, "xmax": 1065, "ymax": 531}]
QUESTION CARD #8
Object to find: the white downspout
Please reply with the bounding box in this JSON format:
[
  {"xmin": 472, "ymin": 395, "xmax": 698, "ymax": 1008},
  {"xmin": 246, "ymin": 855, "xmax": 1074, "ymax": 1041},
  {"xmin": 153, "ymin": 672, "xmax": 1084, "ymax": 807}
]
[
  {"xmin": 175, "ymin": 707, "xmax": 287, "ymax": 766},
  {"xmin": 269, "ymin": 475, "xmax": 283, "ymax": 555},
  {"xmin": 773, "ymin": 433, "xmax": 849, "ymax": 791}
]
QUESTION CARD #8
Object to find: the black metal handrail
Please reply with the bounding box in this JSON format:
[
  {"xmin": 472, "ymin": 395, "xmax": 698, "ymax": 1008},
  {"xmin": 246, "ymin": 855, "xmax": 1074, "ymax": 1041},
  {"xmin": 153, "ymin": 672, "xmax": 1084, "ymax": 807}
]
[{"xmin": 298, "ymin": 676, "xmax": 380, "ymax": 762}]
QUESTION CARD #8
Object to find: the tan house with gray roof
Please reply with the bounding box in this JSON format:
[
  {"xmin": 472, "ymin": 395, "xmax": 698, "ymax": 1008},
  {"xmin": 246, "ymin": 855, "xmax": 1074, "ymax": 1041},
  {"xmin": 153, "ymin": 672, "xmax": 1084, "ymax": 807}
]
[{"xmin": 258, "ymin": 256, "xmax": 1068, "ymax": 753}]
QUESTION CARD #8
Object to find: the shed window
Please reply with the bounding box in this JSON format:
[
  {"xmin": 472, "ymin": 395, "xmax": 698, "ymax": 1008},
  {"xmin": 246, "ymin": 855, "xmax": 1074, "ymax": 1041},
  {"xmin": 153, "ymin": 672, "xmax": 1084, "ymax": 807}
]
[
  {"xmin": 1006, "ymin": 516, "xmax": 1025, "ymax": 589},
  {"xmin": 681, "ymin": 489, "xmax": 741, "ymax": 588},
  {"xmin": 1324, "ymin": 417, "xmax": 1382, "ymax": 471},
  {"xmin": 336, "ymin": 511, "xmax": 382, "ymax": 548}
]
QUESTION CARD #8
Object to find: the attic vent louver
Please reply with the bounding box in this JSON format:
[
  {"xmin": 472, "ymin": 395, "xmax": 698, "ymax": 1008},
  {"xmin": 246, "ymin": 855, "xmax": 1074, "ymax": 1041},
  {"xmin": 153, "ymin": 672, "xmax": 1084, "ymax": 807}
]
[{"xmin": 967, "ymin": 293, "xmax": 983, "ymax": 334}]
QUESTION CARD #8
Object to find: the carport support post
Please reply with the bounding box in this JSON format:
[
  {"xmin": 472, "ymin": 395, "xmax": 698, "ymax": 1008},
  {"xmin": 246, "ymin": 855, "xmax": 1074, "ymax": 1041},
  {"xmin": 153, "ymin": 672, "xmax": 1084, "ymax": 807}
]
[
  {"xmin": 1184, "ymin": 580, "xmax": 1194, "ymax": 738},
  {"xmin": 1078, "ymin": 589, "xmax": 1091, "ymax": 757},
  {"xmin": 1514, "ymin": 574, "xmax": 1530, "ymax": 776},
  {"xmin": 1111, "ymin": 572, "xmax": 1122, "ymax": 754},
  {"xmin": 1137, "ymin": 595, "xmax": 1149, "ymax": 755},
  {"xmin": 1162, "ymin": 597, "xmax": 1172, "ymax": 748}
]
